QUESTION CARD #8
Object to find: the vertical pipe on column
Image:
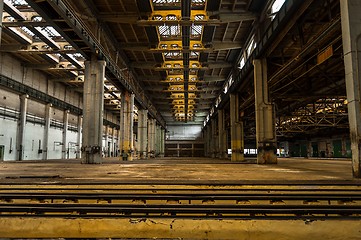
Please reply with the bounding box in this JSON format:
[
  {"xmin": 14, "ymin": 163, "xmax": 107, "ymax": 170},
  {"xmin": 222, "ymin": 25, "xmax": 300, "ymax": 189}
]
[
  {"xmin": 62, "ymin": 110, "xmax": 69, "ymax": 159},
  {"xmin": 104, "ymin": 125, "xmax": 109, "ymax": 157},
  {"xmin": 111, "ymin": 127, "xmax": 115, "ymax": 157},
  {"xmin": 76, "ymin": 115, "xmax": 82, "ymax": 159},
  {"xmin": 17, "ymin": 94, "xmax": 28, "ymax": 161},
  {"xmin": 129, "ymin": 94, "xmax": 135, "ymax": 160},
  {"xmin": 43, "ymin": 103, "xmax": 51, "ymax": 160}
]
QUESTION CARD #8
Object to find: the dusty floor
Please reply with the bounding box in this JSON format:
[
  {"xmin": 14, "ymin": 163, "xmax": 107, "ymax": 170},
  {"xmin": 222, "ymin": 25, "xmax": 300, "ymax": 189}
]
[{"xmin": 0, "ymin": 157, "xmax": 358, "ymax": 184}]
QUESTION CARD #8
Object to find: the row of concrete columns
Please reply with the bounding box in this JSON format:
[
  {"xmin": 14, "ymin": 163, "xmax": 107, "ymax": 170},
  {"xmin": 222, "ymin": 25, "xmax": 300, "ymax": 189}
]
[
  {"xmin": 202, "ymin": 0, "xmax": 361, "ymax": 178},
  {"xmin": 204, "ymin": 59, "xmax": 277, "ymax": 164},
  {"xmin": 81, "ymin": 58, "xmax": 165, "ymax": 163},
  {"xmin": 14, "ymin": 96, "xmax": 83, "ymax": 161},
  {"xmin": 9, "ymin": 58, "xmax": 166, "ymax": 162}
]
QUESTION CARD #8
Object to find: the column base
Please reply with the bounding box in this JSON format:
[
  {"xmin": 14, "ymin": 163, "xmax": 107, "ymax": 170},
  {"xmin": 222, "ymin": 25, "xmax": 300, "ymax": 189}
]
[
  {"xmin": 81, "ymin": 154, "xmax": 102, "ymax": 164},
  {"xmin": 231, "ymin": 152, "xmax": 245, "ymax": 162},
  {"xmin": 257, "ymin": 145, "xmax": 277, "ymax": 164},
  {"xmin": 81, "ymin": 146, "xmax": 102, "ymax": 164},
  {"xmin": 219, "ymin": 152, "xmax": 228, "ymax": 159}
]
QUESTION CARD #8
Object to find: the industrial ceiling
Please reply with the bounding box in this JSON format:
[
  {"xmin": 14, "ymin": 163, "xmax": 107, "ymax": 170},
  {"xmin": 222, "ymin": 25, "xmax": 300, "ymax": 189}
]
[{"xmin": 1, "ymin": 0, "xmax": 347, "ymax": 140}]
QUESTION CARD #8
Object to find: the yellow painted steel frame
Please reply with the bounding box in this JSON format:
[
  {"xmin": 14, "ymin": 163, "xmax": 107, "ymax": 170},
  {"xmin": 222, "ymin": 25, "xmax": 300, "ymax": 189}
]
[{"xmin": 0, "ymin": 218, "xmax": 360, "ymax": 239}]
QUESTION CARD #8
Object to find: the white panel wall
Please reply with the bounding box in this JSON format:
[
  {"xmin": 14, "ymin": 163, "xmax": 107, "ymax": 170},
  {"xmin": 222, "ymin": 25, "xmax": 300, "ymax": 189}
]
[
  {"xmin": 23, "ymin": 123, "xmax": 45, "ymax": 160},
  {"xmin": 0, "ymin": 53, "xmax": 119, "ymax": 161},
  {"xmin": 66, "ymin": 130, "xmax": 78, "ymax": 159},
  {"xmin": 167, "ymin": 125, "xmax": 202, "ymax": 140},
  {"xmin": 47, "ymin": 128, "xmax": 63, "ymax": 160},
  {"xmin": 0, "ymin": 119, "xmax": 18, "ymax": 160}
]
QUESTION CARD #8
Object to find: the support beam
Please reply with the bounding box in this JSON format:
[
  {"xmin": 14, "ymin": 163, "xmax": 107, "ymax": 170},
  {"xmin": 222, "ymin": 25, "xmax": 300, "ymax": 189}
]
[
  {"xmin": 16, "ymin": 94, "xmax": 28, "ymax": 161},
  {"xmin": 218, "ymin": 109, "xmax": 228, "ymax": 159},
  {"xmin": 230, "ymin": 94, "xmax": 244, "ymax": 162},
  {"xmin": 42, "ymin": 103, "xmax": 51, "ymax": 160},
  {"xmin": 254, "ymin": 59, "xmax": 277, "ymax": 164},
  {"xmin": 341, "ymin": 0, "xmax": 361, "ymax": 177},
  {"xmin": 148, "ymin": 118, "xmax": 156, "ymax": 157},
  {"xmin": 138, "ymin": 109, "xmax": 148, "ymax": 159},
  {"xmin": 62, "ymin": 110, "xmax": 69, "ymax": 159},
  {"xmin": 81, "ymin": 59, "xmax": 105, "ymax": 164},
  {"xmin": 211, "ymin": 118, "xmax": 217, "ymax": 158},
  {"xmin": 160, "ymin": 128, "xmax": 165, "ymax": 157}
]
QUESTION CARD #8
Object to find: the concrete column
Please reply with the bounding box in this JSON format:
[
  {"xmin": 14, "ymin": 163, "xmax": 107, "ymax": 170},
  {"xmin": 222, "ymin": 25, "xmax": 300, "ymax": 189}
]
[
  {"xmin": 341, "ymin": 0, "xmax": 361, "ymax": 177},
  {"xmin": 121, "ymin": 92, "xmax": 134, "ymax": 160},
  {"xmin": 62, "ymin": 110, "xmax": 69, "ymax": 159},
  {"xmin": 211, "ymin": 118, "xmax": 217, "ymax": 158},
  {"xmin": 0, "ymin": 0, "xmax": 3, "ymax": 46},
  {"xmin": 206, "ymin": 125, "xmax": 212, "ymax": 157},
  {"xmin": 138, "ymin": 109, "xmax": 148, "ymax": 159},
  {"xmin": 253, "ymin": 58, "xmax": 277, "ymax": 164},
  {"xmin": 76, "ymin": 115, "xmax": 82, "ymax": 159},
  {"xmin": 230, "ymin": 93, "xmax": 244, "ymax": 161},
  {"xmin": 119, "ymin": 92, "xmax": 125, "ymax": 153},
  {"xmin": 129, "ymin": 93, "xmax": 135, "ymax": 160},
  {"xmin": 42, "ymin": 103, "xmax": 51, "ymax": 160},
  {"xmin": 203, "ymin": 128, "xmax": 207, "ymax": 157},
  {"xmin": 218, "ymin": 109, "xmax": 228, "ymax": 159},
  {"xmin": 160, "ymin": 128, "xmax": 165, "ymax": 157},
  {"xmin": 16, "ymin": 94, "xmax": 28, "ymax": 161},
  {"xmin": 104, "ymin": 125, "xmax": 109, "ymax": 157},
  {"xmin": 81, "ymin": 59, "xmax": 105, "ymax": 164},
  {"xmin": 155, "ymin": 124, "xmax": 160, "ymax": 156},
  {"xmin": 111, "ymin": 127, "xmax": 115, "ymax": 157},
  {"xmin": 148, "ymin": 118, "xmax": 156, "ymax": 157}
]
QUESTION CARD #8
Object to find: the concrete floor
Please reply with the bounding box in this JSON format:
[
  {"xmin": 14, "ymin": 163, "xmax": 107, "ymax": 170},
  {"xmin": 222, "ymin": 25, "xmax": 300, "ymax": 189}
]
[{"xmin": 0, "ymin": 157, "xmax": 358, "ymax": 184}]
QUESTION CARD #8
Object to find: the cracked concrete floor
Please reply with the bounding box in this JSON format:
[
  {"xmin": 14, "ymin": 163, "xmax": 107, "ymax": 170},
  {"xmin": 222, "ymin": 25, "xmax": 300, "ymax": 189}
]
[{"xmin": 0, "ymin": 157, "xmax": 358, "ymax": 184}]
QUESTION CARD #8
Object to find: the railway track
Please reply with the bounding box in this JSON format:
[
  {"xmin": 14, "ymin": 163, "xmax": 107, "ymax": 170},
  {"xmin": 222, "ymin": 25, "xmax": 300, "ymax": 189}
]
[{"xmin": 0, "ymin": 183, "xmax": 361, "ymax": 219}]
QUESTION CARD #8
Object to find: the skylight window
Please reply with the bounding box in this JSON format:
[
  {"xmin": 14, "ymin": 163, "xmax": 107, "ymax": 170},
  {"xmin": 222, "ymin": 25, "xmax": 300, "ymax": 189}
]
[
  {"xmin": 20, "ymin": 27, "xmax": 35, "ymax": 37},
  {"xmin": 191, "ymin": 24, "xmax": 203, "ymax": 37},
  {"xmin": 238, "ymin": 57, "xmax": 245, "ymax": 69},
  {"xmin": 190, "ymin": 51, "xmax": 199, "ymax": 58},
  {"xmin": 164, "ymin": 52, "xmax": 182, "ymax": 59},
  {"xmin": 246, "ymin": 36, "xmax": 256, "ymax": 57},
  {"xmin": 271, "ymin": 0, "xmax": 286, "ymax": 19},
  {"xmin": 11, "ymin": 0, "xmax": 29, "ymax": 6},
  {"xmin": 158, "ymin": 25, "xmax": 180, "ymax": 38},
  {"xmin": 40, "ymin": 26, "xmax": 61, "ymax": 37},
  {"xmin": 194, "ymin": 15, "xmax": 205, "ymax": 21},
  {"xmin": 152, "ymin": 0, "xmax": 181, "ymax": 7}
]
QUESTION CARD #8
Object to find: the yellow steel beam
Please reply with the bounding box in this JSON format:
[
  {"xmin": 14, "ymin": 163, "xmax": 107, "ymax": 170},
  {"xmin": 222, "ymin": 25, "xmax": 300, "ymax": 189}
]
[{"xmin": 0, "ymin": 218, "xmax": 358, "ymax": 239}]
